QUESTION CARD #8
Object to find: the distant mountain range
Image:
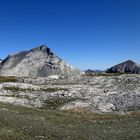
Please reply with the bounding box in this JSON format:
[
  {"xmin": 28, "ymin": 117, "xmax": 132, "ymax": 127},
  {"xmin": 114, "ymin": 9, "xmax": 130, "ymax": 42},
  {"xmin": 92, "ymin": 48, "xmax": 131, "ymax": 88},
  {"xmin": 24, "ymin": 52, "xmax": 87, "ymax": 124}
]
[
  {"xmin": 85, "ymin": 69, "xmax": 104, "ymax": 74},
  {"xmin": 106, "ymin": 60, "xmax": 140, "ymax": 74},
  {"xmin": 0, "ymin": 45, "xmax": 80, "ymax": 77}
]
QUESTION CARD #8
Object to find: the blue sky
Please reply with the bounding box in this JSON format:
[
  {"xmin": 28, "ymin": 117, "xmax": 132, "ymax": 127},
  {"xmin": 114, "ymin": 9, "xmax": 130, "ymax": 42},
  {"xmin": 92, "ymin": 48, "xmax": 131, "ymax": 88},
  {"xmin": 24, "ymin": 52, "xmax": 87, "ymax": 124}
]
[{"xmin": 0, "ymin": 0, "xmax": 140, "ymax": 70}]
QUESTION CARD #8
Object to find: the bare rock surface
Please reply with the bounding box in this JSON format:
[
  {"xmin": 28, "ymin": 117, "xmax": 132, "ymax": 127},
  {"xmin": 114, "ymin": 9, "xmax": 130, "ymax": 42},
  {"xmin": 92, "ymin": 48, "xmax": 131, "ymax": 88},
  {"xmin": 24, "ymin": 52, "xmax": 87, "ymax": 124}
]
[
  {"xmin": 0, "ymin": 59, "xmax": 2, "ymax": 69},
  {"xmin": 0, "ymin": 74, "xmax": 140, "ymax": 114},
  {"xmin": 0, "ymin": 45, "xmax": 80, "ymax": 77},
  {"xmin": 107, "ymin": 60, "xmax": 140, "ymax": 74}
]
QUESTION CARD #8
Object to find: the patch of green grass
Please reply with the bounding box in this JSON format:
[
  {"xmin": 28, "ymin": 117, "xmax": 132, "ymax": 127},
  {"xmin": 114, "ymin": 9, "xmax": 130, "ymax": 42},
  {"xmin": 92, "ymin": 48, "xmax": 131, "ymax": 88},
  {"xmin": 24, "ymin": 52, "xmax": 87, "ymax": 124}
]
[
  {"xmin": 2, "ymin": 94, "xmax": 34, "ymax": 101},
  {"xmin": 0, "ymin": 102, "xmax": 140, "ymax": 140},
  {"xmin": 41, "ymin": 97, "xmax": 76, "ymax": 110},
  {"xmin": 3, "ymin": 86, "xmax": 68, "ymax": 93},
  {"xmin": 3, "ymin": 87, "xmax": 25, "ymax": 92},
  {"xmin": 3, "ymin": 87, "xmax": 36, "ymax": 93},
  {"xmin": 0, "ymin": 76, "xmax": 17, "ymax": 83},
  {"xmin": 41, "ymin": 87, "xmax": 68, "ymax": 92}
]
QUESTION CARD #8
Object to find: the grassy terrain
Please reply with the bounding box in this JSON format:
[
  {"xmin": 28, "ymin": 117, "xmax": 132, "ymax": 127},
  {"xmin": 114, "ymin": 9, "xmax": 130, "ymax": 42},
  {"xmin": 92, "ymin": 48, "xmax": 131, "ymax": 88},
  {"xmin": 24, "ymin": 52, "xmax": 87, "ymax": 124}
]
[
  {"xmin": 42, "ymin": 97, "xmax": 77, "ymax": 110},
  {"xmin": 0, "ymin": 76, "xmax": 17, "ymax": 83},
  {"xmin": 3, "ymin": 86, "xmax": 68, "ymax": 93},
  {"xmin": 0, "ymin": 102, "xmax": 139, "ymax": 140}
]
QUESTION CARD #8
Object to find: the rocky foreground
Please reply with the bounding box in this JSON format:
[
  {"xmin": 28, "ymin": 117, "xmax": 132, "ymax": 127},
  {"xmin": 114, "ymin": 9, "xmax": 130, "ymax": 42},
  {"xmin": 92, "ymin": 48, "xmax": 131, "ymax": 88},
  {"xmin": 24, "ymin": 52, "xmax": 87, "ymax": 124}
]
[
  {"xmin": 0, "ymin": 74, "xmax": 140, "ymax": 114},
  {"xmin": 0, "ymin": 74, "xmax": 140, "ymax": 139}
]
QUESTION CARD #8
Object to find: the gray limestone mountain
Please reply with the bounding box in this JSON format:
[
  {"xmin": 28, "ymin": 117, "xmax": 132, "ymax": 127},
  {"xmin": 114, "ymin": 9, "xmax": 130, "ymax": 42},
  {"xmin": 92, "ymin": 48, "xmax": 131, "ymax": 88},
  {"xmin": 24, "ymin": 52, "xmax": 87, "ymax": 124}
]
[
  {"xmin": 0, "ymin": 59, "xmax": 2, "ymax": 69},
  {"xmin": 106, "ymin": 60, "xmax": 140, "ymax": 74},
  {"xmin": 0, "ymin": 45, "xmax": 80, "ymax": 77}
]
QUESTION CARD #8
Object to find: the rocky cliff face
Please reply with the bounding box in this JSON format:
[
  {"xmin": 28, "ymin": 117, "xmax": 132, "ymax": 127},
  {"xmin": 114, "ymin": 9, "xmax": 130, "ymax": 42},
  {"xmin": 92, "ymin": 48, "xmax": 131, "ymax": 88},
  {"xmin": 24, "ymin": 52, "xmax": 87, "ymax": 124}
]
[
  {"xmin": 0, "ymin": 59, "xmax": 2, "ymax": 69},
  {"xmin": 0, "ymin": 45, "xmax": 80, "ymax": 77},
  {"xmin": 106, "ymin": 60, "xmax": 140, "ymax": 74}
]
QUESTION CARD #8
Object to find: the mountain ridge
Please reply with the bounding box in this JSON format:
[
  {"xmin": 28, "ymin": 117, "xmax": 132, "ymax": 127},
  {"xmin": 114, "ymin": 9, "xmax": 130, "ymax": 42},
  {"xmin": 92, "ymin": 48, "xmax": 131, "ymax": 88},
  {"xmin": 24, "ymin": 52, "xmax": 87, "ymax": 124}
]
[
  {"xmin": 0, "ymin": 45, "xmax": 80, "ymax": 77},
  {"xmin": 106, "ymin": 60, "xmax": 140, "ymax": 74}
]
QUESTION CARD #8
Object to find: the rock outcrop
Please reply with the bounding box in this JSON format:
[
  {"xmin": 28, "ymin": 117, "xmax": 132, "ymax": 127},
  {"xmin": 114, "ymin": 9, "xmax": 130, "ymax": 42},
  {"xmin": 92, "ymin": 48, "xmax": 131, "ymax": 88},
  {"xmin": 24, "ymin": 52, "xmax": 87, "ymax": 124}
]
[
  {"xmin": 106, "ymin": 60, "xmax": 140, "ymax": 74},
  {"xmin": 0, "ymin": 59, "xmax": 2, "ymax": 69},
  {"xmin": 0, "ymin": 45, "xmax": 80, "ymax": 77},
  {"xmin": 0, "ymin": 74, "xmax": 140, "ymax": 114}
]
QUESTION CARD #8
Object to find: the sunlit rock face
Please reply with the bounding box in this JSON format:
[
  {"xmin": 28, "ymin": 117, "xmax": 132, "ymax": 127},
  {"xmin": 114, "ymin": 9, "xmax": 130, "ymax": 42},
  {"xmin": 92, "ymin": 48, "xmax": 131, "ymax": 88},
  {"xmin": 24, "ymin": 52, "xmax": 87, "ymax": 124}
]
[
  {"xmin": 0, "ymin": 59, "xmax": 2, "ymax": 69},
  {"xmin": 107, "ymin": 60, "xmax": 140, "ymax": 74},
  {"xmin": 0, "ymin": 45, "xmax": 80, "ymax": 77}
]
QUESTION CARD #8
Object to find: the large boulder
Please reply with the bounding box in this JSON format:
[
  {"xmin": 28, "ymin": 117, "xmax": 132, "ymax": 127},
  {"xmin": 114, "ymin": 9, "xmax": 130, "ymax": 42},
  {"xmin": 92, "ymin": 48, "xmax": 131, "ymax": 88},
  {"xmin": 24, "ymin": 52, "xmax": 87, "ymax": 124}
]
[
  {"xmin": 106, "ymin": 60, "xmax": 140, "ymax": 74},
  {"xmin": 0, "ymin": 45, "xmax": 80, "ymax": 77}
]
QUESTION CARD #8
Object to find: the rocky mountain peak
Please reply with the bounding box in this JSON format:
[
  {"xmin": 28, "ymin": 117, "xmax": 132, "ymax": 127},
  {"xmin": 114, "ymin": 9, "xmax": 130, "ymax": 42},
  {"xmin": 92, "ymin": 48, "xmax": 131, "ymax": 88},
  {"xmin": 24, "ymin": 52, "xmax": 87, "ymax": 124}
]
[
  {"xmin": 106, "ymin": 60, "xmax": 140, "ymax": 74},
  {"xmin": 30, "ymin": 45, "xmax": 51, "ymax": 53},
  {"xmin": 122, "ymin": 60, "xmax": 135, "ymax": 64},
  {"xmin": 0, "ymin": 45, "xmax": 80, "ymax": 77}
]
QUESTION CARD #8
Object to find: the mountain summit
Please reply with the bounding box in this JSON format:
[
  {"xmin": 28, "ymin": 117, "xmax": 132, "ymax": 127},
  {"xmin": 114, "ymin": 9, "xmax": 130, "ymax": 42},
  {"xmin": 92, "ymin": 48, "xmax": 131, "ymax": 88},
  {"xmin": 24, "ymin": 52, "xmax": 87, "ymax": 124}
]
[
  {"xmin": 106, "ymin": 60, "xmax": 140, "ymax": 74},
  {"xmin": 0, "ymin": 45, "xmax": 80, "ymax": 77}
]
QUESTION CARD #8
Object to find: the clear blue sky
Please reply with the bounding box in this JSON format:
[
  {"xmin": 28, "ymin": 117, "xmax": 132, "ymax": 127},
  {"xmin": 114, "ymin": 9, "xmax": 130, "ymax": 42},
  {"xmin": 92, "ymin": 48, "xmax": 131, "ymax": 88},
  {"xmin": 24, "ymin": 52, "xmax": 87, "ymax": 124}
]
[{"xmin": 0, "ymin": 0, "xmax": 140, "ymax": 70}]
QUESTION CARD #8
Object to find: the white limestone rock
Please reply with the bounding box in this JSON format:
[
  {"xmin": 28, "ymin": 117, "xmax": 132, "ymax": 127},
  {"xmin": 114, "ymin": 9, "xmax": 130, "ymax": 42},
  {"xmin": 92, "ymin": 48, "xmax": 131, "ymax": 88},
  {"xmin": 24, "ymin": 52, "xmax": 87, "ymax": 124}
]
[{"xmin": 0, "ymin": 45, "xmax": 80, "ymax": 77}]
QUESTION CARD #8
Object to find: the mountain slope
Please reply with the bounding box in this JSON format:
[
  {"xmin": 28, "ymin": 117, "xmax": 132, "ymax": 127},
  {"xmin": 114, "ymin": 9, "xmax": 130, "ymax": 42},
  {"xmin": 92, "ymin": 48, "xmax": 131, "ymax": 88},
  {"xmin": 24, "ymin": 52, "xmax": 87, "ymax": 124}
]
[
  {"xmin": 0, "ymin": 58, "xmax": 2, "ymax": 69},
  {"xmin": 0, "ymin": 45, "xmax": 80, "ymax": 77},
  {"xmin": 106, "ymin": 60, "xmax": 140, "ymax": 74}
]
